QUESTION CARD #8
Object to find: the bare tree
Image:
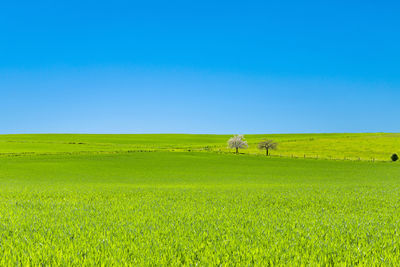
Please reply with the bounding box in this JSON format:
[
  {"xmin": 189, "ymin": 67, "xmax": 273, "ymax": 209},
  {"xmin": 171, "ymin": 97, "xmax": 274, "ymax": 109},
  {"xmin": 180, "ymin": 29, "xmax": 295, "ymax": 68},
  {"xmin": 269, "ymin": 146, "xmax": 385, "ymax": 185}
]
[
  {"xmin": 228, "ymin": 135, "xmax": 248, "ymax": 154},
  {"xmin": 258, "ymin": 139, "xmax": 278, "ymax": 156}
]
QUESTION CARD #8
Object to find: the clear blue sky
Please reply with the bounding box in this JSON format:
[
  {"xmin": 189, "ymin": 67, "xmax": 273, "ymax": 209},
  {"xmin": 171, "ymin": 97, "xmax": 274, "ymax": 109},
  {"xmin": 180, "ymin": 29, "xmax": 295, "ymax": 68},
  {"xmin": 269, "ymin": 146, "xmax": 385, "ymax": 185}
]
[{"xmin": 1, "ymin": 0, "xmax": 399, "ymax": 134}]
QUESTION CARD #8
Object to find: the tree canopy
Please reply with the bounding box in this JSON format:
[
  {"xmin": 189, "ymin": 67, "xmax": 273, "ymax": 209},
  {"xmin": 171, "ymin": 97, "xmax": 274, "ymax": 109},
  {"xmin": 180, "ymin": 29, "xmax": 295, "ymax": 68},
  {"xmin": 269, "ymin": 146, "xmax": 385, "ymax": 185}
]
[{"xmin": 228, "ymin": 135, "xmax": 248, "ymax": 154}]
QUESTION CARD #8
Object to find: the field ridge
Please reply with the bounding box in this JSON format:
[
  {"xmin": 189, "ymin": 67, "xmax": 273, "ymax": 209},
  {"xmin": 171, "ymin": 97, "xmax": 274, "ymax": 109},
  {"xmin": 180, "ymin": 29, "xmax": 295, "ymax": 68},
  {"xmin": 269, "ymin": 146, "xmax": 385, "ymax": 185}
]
[{"xmin": 0, "ymin": 133, "xmax": 399, "ymax": 161}]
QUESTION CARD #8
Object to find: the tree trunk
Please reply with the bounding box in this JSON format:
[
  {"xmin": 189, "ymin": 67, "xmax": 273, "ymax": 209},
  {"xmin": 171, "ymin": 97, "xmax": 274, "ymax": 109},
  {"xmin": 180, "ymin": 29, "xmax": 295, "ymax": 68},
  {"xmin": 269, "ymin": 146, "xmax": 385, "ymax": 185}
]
[
  {"xmin": 236, "ymin": 147, "xmax": 239, "ymax": 154},
  {"xmin": 266, "ymin": 148, "xmax": 269, "ymax": 156}
]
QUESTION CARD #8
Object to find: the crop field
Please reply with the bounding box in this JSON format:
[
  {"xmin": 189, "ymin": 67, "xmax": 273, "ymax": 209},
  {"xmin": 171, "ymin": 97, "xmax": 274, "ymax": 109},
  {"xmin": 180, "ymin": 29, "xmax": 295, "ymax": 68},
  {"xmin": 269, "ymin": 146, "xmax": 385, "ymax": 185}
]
[
  {"xmin": 1, "ymin": 133, "xmax": 400, "ymax": 161},
  {"xmin": 0, "ymin": 134, "xmax": 400, "ymax": 265}
]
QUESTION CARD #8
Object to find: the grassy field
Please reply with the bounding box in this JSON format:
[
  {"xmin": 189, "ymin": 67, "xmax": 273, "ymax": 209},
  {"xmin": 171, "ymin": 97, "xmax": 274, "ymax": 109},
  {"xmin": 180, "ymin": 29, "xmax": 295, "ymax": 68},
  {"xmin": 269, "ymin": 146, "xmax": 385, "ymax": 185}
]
[
  {"xmin": 1, "ymin": 134, "xmax": 400, "ymax": 265},
  {"xmin": 1, "ymin": 133, "xmax": 400, "ymax": 161}
]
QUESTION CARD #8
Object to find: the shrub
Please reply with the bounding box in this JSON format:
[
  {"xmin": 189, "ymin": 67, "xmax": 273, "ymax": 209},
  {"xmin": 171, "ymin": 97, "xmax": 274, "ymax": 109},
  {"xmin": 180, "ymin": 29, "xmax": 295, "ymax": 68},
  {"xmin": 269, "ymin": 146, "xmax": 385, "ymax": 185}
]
[{"xmin": 391, "ymin": 154, "xmax": 398, "ymax": 162}]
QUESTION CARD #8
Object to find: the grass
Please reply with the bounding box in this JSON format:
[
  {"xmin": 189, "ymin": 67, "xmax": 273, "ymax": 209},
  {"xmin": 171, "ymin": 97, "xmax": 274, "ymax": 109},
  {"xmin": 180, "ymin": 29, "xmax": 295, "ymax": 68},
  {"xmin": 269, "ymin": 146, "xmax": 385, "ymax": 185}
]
[
  {"xmin": 1, "ymin": 134, "xmax": 400, "ymax": 265},
  {"xmin": 1, "ymin": 133, "xmax": 399, "ymax": 160},
  {"xmin": 0, "ymin": 145, "xmax": 400, "ymax": 265}
]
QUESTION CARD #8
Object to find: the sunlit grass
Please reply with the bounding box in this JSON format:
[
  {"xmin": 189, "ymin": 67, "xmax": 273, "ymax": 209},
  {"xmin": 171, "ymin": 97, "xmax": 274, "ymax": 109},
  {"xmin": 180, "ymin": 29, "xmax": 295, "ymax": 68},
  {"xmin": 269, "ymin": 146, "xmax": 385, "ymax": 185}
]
[
  {"xmin": 0, "ymin": 152, "xmax": 399, "ymax": 265},
  {"xmin": 0, "ymin": 133, "xmax": 399, "ymax": 160}
]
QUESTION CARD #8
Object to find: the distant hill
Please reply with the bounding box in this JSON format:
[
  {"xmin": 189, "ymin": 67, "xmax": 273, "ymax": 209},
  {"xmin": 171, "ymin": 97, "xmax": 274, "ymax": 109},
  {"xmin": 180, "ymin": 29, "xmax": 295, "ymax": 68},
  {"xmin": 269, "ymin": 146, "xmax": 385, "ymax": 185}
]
[{"xmin": 0, "ymin": 133, "xmax": 399, "ymax": 161}]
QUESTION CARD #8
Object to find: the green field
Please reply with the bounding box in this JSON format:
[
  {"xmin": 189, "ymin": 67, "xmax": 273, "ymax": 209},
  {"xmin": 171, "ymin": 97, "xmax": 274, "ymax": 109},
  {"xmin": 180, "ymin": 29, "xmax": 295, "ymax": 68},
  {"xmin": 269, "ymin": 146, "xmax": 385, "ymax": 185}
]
[
  {"xmin": 1, "ymin": 133, "xmax": 400, "ymax": 161},
  {"xmin": 1, "ymin": 134, "xmax": 400, "ymax": 265}
]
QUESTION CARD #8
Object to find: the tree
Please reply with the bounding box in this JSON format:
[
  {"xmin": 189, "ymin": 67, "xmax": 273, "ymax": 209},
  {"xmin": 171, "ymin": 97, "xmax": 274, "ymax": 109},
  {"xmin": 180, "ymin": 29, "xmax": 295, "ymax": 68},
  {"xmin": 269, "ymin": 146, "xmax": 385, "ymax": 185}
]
[
  {"xmin": 258, "ymin": 139, "xmax": 278, "ymax": 156},
  {"xmin": 391, "ymin": 153, "xmax": 398, "ymax": 162},
  {"xmin": 228, "ymin": 135, "xmax": 248, "ymax": 154}
]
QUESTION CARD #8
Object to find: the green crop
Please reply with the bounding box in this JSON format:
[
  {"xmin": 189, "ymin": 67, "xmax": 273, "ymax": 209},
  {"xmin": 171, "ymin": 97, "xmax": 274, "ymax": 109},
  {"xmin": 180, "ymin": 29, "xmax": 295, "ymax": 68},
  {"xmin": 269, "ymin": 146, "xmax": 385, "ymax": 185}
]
[
  {"xmin": 0, "ymin": 147, "xmax": 400, "ymax": 265},
  {"xmin": 1, "ymin": 133, "xmax": 399, "ymax": 160}
]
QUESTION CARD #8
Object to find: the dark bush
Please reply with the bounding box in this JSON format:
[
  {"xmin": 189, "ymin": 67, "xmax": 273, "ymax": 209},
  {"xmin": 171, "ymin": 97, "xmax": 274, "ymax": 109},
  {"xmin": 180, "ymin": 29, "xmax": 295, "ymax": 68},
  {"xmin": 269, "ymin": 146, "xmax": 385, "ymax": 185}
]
[{"xmin": 391, "ymin": 154, "xmax": 399, "ymax": 162}]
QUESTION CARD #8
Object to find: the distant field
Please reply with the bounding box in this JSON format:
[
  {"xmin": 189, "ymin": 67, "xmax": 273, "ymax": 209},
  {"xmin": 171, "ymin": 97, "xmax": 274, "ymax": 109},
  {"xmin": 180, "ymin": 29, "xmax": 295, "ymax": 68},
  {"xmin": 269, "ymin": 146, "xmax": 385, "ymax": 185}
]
[
  {"xmin": 1, "ymin": 152, "xmax": 400, "ymax": 265},
  {"xmin": 0, "ymin": 133, "xmax": 399, "ymax": 160}
]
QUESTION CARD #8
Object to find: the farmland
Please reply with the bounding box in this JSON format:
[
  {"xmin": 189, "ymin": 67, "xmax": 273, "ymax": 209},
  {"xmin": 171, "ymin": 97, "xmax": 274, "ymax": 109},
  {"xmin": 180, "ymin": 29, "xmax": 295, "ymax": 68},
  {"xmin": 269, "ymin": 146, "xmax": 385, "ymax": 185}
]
[
  {"xmin": 0, "ymin": 134, "xmax": 400, "ymax": 265},
  {"xmin": 1, "ymin": 133, "xmax": 400, "ymax": 161}
]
